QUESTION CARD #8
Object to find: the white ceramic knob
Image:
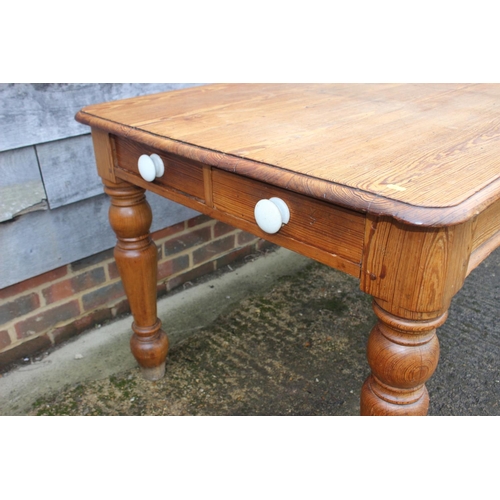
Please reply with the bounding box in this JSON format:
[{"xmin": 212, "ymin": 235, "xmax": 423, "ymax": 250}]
[
  {"xmin": 138, "ymin": 154, "xmax": 164, "ymax": 182},
  {"xmin": 150, "ymin": 154, "xmax": 165, "ymax": 177},
  {"xmin": 254, "ymin": 197, "xmax": 290, "ymax": 234}
]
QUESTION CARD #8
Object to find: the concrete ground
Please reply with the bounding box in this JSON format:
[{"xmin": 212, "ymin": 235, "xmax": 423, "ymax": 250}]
[{"xmin": 1, "ymin": 245, "xmax": 499, "ymax": 416}]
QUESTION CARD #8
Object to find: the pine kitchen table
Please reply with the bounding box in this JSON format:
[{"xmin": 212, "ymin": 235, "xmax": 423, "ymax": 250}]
[{"xmin": 76, "ymin": 83, "xmax": 500, "ymax": 416}]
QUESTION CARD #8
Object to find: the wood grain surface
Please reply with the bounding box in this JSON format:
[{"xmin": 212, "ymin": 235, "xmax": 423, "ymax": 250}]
[
  {"xmin": 76, "ymin": 83, "xmax": 500, "ymax": 226},
  {"xmin": 103, "ymin": 179, "xmax": 169, "ymax": 380},
  {"xmin": 114, "ymin": 137, "xmax": 205, "ymax": 200},
  {"xmin": 212, "ymin": 169, "xmax": 365, "ymax": 265}
]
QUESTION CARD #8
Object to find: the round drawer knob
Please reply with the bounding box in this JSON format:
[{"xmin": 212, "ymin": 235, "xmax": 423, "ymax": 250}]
[
  {"xmin": 254, "ymin": 197, "xmax": 290, "ymax": 234},
  {"xmin": 138, "ymin": 154, "xmax": 165, "ymax": 182}
]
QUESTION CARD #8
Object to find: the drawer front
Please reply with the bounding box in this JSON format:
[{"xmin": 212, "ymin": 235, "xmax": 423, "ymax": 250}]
[
  {"xmin": 114, "ymin": 137, "xmax": 205, "ymax": 200},
  {"xmin": 212, "ymin": 169, "xmax": 365, "ymax": 264}
]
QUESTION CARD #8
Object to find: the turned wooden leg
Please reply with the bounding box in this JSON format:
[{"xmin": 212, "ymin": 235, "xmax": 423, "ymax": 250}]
[
  {"xmin": 360, "ymin": 299, "xmax": 446, "ymax": 416},
  {"xmin": 360, "ymin": 214, "xmax": 474, "ymax": 415},
  {"xmin": 103, "ymin": 179, "xmax": 169, "ymax": 380}
]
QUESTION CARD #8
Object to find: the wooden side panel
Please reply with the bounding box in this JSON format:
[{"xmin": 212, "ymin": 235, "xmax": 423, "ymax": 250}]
[
  {"xmin": 212, "ymin": 169, "xmax": 365, "ymax": 264},
  {"xmin": 91, "ymin": 128, "xmax": 116, "ymax": 181},
  {"xmin": 471, "ymin": 198, "xmax": 500, "ymax": 251},
  {"xmin": 465, "ymin": 198, "xmax": 500, "ymax": 274},
  {"xmin": 361, "ymin": 215, "xmax": 473, "ymax": 319},
  {"xmin": 467, "ymin": 231, "xmax": 500, "ymax": 276}
]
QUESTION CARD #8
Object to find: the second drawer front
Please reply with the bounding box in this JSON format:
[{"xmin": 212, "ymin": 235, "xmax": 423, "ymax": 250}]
[{"xmin": 212, "ymin": 169, "xmax": 365, "ymax": 264}]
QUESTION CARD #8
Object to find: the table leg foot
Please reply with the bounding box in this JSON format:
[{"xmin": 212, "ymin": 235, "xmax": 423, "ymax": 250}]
[
  {"xmin": 360, "ymin": 300, "xmax": 446, "ymax": 416},
  {"xmin": 130, "ymin": 320, "xmax": 169, "ymax": 380},
  {"xmin": 361, "ymin": 377, "xmax": 430, "ymax": 416}
]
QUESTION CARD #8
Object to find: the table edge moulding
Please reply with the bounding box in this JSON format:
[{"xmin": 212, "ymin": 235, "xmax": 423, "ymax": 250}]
[{"xmin": 75, "ymin": 83, "xmax": 500, "ymax": 416}]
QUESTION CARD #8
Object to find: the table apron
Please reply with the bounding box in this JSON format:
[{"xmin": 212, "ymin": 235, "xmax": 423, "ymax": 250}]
[{"xmin": 113, "ymin": 165, "xmax": 365, "ymax": 278}]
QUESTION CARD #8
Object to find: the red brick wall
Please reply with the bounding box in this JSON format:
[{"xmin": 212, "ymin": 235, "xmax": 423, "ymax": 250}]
[{"xmin": 0, "ymin": 215, "xmax": 268, "ymax": 371}]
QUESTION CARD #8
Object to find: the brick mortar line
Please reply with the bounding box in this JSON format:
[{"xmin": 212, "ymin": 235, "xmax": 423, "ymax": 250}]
[
  {"xmin": 215, "ymin": 241, "xmax": 260, "ymax": 262},
  {"xmin": 45, "ymin": 272, "xmax": 123, "ymax": 310},
  {"xmin": 0, "ymin": 265, "xmax": 68, "ymax": 301},
  {"xmin": 0, "ymin": 259, "xmax": 112, "ymax": 305},
  {"xmin": 103, "ymin": 259, "xmax": 112, "ymax": 281},
  {"xmin": 68, "ymin": 258, "xmax": 115, "ymax": 279},
  {"xmin": 159, "ymin": 236, "xmax": 258, "ymax": 281},
  {"xmin": 38, "ymin": 289, "xmax": 47, "ymax": 309},
  {"xmin": 192, "ymin": 240, "xmax": 258, "ymax": 271},
  {"xmin": 162, "ymin": 225, "xmax": 227, "ymax": 243},
  {"xmin": 153, "ymin": 219, "xmax": 215, "ymax": 241},
  {"xmin": 0, "ymin": 271, "xmax": 120, "ymax": 332},
  {"xmin": 158, "ymin": 228, "xmax": 244, "ymax": 262},
  {"xmin": 4, "ymin": 331, "xmax": 46, "ymax": 353},
  {"xmin": 46, "ymin": 330, "xmax": 55, "ymax": 344},
  {"xmin": 76, "ymin": 295, "xmax": 85, "ymax": 319},
  {"xmin": 154, "ymin": 221, "xmax": 219, "ymax": 245},
  {"xmin": 1, "ymin": 275, "xmax": 61, "ymax": 304},
  {"xmin": 0, "ymin": 291, "xmax": 130, "ymax": 355},
  {"xmin": 4, "ymin": 325, "xmax": 16, "ymax": 348}
]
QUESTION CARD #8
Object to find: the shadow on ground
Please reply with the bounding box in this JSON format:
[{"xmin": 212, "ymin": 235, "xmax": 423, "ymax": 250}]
[{"xmin": 27, "ymin": 247, "xmax": 500, "ymax": 416}]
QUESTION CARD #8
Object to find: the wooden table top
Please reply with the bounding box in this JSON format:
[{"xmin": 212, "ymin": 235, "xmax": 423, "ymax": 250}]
[{"xmin": 77, "ymin": 83, "xmax": 500, "ymax": 226}]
